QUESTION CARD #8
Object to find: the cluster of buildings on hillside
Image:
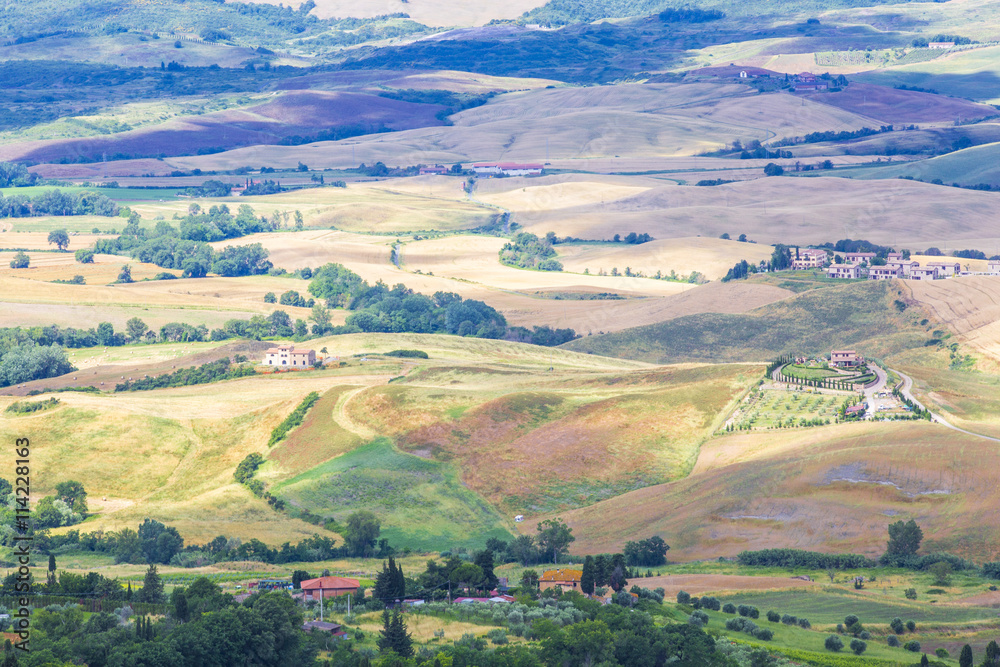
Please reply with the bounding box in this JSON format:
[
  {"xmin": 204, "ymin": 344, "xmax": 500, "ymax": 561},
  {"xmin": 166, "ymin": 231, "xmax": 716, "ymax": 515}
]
[
  {"xmin": 472, "ymin": 163, "xmax": 544, "ymax": 177},
  {"xmin": 789, "ymin": 249, "xmax": 1000, "ymax": 282}
]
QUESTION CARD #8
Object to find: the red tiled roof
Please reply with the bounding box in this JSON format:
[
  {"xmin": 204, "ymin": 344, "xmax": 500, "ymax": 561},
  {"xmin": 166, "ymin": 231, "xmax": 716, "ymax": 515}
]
[
  {"xmin": 300, "ymin": 576, "xmax": 360, "ymax": 590},
  {"xmin": 540, "ymin": 569, "xmax": 582, "ymax": 582}
]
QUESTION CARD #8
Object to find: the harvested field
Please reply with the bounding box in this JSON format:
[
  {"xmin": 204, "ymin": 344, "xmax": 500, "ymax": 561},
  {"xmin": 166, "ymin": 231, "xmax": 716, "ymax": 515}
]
[
  {"xmin": 477, "ymin": 180, "xmax": 653, "ymax": 212},
  {"xmin": 554, "ymin": 237, "xmax": 775, "ymax": 282},
  {"xmin": 904, "ymin": 275, "xmax": 1000, "ymax": 360},
  {"xmin": 518, "ymin": 176, "xmax": 1000, "ymax": 246},
  {"xmin": 0, "ymin": 272, "xmax": 323, "ymax": 331},
  {"xmin": 230, "ymin": 229, "xmax": 788, "ymax": 334},
  {"xmin": 628, "ymin": 574, "xmax": 817, "ymax": 598},
  {"xmin": 802, "ymin": 82, "xmax": 997, "ymax": 125},
  {"xmin": 541, "ymin": 421, "xmax": 1000, "ymax": 561},
  {"xmin": 0, "ymin": 91, "xmax": 447, "ymax": 163}
]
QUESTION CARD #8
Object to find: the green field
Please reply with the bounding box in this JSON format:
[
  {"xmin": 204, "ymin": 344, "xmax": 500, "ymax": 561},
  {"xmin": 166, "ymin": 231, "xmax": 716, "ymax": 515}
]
[
  {"xmin": 272, "ymin": 437, "xmax": 515, "ymax": 551},
  {"xmin": 714, "ymin": 588, "xmax": 993, "ymax": 625},
  {"xmin": 565, "ymin": 280, "xmax": 930, "ymax": 364},
  {"xmin": 0, "ymin": 186, "xmax": 183, "ymax": 201}
]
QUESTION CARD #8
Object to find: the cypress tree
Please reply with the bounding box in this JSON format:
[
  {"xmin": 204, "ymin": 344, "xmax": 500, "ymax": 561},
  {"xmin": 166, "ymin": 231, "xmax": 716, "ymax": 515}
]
[
  {"xmin": 959, "ymin": 644, "xmax": 973, "ymax": 667},
  {"xmin": 580, "ymin": 556, "xmax": 595, "ymax": 595}
]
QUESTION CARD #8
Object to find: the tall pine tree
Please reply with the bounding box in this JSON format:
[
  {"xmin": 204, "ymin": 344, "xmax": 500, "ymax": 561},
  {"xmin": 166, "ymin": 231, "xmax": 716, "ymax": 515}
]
[
  {"xmin": 377, "ymin": 608, "xmax": 413, "ymax": 657},
  {"xmin": 959, "ymin": 644, "xmax": 973, "ymax": 667}
]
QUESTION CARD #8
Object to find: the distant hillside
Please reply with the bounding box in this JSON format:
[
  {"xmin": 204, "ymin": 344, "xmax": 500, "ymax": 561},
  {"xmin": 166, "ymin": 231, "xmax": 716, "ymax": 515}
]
[
  {"xmin": 565, "ymin": 279, "xmax": 932, "ymax": 363},
  {"xmin": 520, "ymin": 0, "xmax": 935, "ymax": 25},
  {"xmin": 847, "ymin": 142, "xmax": 1000, "ymax": 187}
]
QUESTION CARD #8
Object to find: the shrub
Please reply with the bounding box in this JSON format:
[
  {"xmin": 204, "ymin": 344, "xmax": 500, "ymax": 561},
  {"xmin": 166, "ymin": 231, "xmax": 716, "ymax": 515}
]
[
  {"xmin": 385, "ymin": 349, "xmax": 429, "ymax": 359},
  {"xmin": 723, "ymin": 603, "xmax": 737, "ymax": 614},
  {"xmin": 904, "ymin": 640, "xmax": 921, "ymax": 652},
  {"xmin": 798, "ymin": 618, "xmax": 811, "ymax": 629},
  {"xmin": 887, "ymin": 635, "xmax": 900, "ymax": 647},
  {"xmin": 890, "ymin": 617, "xmax": 904, "ymax": 634},
  {"xmin": 935, "ymin": 648, "xmax": 948, "ymax": 659},
  {"xmin": 844, "ymin": 614, "xmax": 859, "ymax": 627},
  {"xmin": 487, "ymin": 629, "xmax": 507, "ymax": 645},
  {"xmin": 906, "ymin": 620, "xmax": 916, "ymax": 632},
  {"xmin": 766, "ymin": 610, "xmax": 780, "ymax": 622},
  {"xmin": 781, "ymin": 614, "xmax": 797, "ymax": 625},
  {"xmin": 859, "ymin": 631, "xmax": 871, "ymax": 640},
  {"xmin": 676, "ymin": 591, "xmax": 690, "ymax": 604},
  {"xmin": 850, "ymin": 639, "xmax": 867, "ymax": 655},
  {"xmin": 700, "ymin": 596, "xmax": 721, "ymax": 611},
  {"xmin": 904, "ymin": 588, "xmax": 917, "ymax": 599},
  {"xmin": 825, "ymin": 635, "xmax": 844, "ymax": 652},
  {"xmin": 752, "ymin": 628, "xmax": 773, "ymax": 641}
]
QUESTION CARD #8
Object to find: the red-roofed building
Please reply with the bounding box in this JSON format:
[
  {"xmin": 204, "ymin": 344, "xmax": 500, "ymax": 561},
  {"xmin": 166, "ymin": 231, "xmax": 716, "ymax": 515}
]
[{"xmin": 300, "ymin": 576, "xmax": 361, "ymax": 601}]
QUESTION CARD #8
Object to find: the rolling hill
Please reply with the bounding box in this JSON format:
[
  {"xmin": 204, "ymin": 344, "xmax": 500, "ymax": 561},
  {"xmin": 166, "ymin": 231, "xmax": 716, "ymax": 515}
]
[
  {"xmin": 541, "ymin": 420, "xmax": 1000, "ymax": 562},
  {"xmin": 564, "ymin": 278, "xmax": 932, "ymax": 363}
]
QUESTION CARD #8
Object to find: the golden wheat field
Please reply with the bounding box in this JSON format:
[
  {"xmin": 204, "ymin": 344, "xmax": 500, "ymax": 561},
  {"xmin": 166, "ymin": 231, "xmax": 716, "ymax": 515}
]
[{"xmin": 554, "ymin": 237, "xmax": 776, "ymax": 281}]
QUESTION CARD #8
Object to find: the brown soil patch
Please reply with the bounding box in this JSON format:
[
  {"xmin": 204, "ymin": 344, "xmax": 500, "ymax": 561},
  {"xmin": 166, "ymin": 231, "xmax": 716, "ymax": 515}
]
[
  {"xmin": 630, "ymin": 573, "xmax": 817, "ymax": 597},
  {"xmin": 803, "ymin": 83, "xmax": 996, "ymax": 125}
]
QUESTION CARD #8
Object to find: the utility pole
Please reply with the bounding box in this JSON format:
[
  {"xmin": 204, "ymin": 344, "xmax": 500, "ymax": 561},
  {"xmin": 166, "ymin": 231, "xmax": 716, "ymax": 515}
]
[{"xmin": 319, "ymin": 589, "xmax": 323, "ymax": 622}]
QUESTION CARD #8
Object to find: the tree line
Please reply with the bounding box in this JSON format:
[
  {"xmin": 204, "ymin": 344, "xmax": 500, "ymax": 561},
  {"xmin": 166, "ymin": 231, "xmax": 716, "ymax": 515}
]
[
  {"xmin": 0, "ymin": 188, "xmax": 119, "ymax": 218},
  {"xmin": 309, "ymin": 262, "xmax": 577, "ymax": 344}
]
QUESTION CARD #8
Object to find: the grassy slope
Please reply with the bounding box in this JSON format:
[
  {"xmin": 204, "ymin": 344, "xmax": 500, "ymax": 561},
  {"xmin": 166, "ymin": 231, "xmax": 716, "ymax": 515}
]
[
  {"xmin": 272, "ymin": 438, "xmax": 513, "ymax": 551},
  {"xmin": 543, "ymin": 420, "xmax": 1000, "ymax": 562},
  {"xmin": 564, "ymin": 279, "xmax": 931, "ymax": 363},
  {"xmin": 844, "ymin": 142, "xmax": 1000, "ymax": 187},
  {"xmin": 344, "ymin": 363, "xmax": 758, "ymax": 514}
]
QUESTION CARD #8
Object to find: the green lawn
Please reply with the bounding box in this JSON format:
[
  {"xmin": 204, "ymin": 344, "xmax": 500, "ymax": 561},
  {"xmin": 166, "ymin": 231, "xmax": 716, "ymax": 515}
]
[{"xmin": 782, "ymin": 364, "xmax": 841, "ymax": 381}]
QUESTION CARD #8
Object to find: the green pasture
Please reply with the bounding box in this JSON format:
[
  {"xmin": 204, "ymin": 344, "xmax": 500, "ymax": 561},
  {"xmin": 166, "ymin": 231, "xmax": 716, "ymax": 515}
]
[{"xmin": 273, "ymin": 437, "xmax": 514, "ymax": 552}]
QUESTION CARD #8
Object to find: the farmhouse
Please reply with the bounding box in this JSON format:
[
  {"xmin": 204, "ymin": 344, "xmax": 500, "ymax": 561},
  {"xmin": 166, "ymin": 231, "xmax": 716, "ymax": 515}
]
[
  {"xmin": 792, "ymin": 73, "xmax": 830, "ymax": 92},
  {"xmin": 909, "ymin": 266, "xmax": 940, "ymax": 281},
  {"xmin": 472, "ymin": 163, "xmax": 544, "ymax": 177},
  {"xmin": 869, "ymin": 266, "xmax": 901, "ymax": 281},
  {"xmin": 887, "ymin": 258, "xmax": 918, "ymax": 277},
  {"xmin": 827, "ymin": 263, "xmax": 861, "ymax": 279},
  {"xmin": 843, "ymin": 252, "xmax": 876, "ymax": 265},
  {"xmin": 831, "ymin": 350, "xmax": 861, "ymax": 367},
  {"xmin": 990, "ymin": 259, "xmax": 1000, "ymax": 275},
  {"xmin": 300, "ymin": 576, "xmax": 361, "ymax": 601},
  {"xmin": 539, "ymin": 569, "xmax": 583, "ymax": 592},
  {"xmin": 263, "ymin": 344, "xmax": 316, "ymax": 368},
  {"xmin": 929, "ymin": 41, "xmax": 955, "ymax": 49},
  {"xmin": 926, "ymin": 261, "xmax": 960, "ymax": 277},
  {"xmin": 419, "ymin": 165, "xmax": 450, "ymax": 176},
  {"xmin": 792, "ymin": 248, "xmax": 828, "ymax": 269}
]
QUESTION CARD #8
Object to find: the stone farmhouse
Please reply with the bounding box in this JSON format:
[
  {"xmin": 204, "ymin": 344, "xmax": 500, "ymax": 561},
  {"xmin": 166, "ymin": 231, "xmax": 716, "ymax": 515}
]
[
  {"xmin": 263, "ymin": 344, "xmax": 316, "ymax": 368},
  {"xmin": 539, "ymin": 569, "xmax": 583, "ymax": 592},
  {"xmin": 827, "ymin": 263, "xmax": 862, "ymax": 279},
  {"xmin": 926, "ymin": 261, "xmax": 960, "ymax": 277},
  {"xmin": 910, "ymin": 266, "xmax": 940, "ymax": 281},
  {"xmin": 868, "ymin": 266, "xmax": 900, "ymax": 281},
  {"xmin": 843, "ymin": 252, "xmax": 876, "ymax": 265},
  {"xmin": 792, "ymin": 248, "xmax": 828, "ymax": 269},
  {"xmin": 887, "ymin": 258, "xmax": 918, "ymax": 277},
  {"xmin": 831, "ymin": 350, "xmax": 862, "ymax": 367},
  {"xmin": 990, "ymin": 259, "xmax": 1000, "ymax": 275}
]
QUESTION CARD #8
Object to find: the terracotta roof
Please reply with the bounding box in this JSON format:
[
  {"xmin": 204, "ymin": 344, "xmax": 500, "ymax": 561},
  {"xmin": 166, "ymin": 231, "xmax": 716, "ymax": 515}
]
[
  {"xmin": 540, "ymin": 569, "xmax": 583, "ymax": 582},
  {"xmin": 300, "ymin": 576, "xmax": 360, "ymax": 590}
]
